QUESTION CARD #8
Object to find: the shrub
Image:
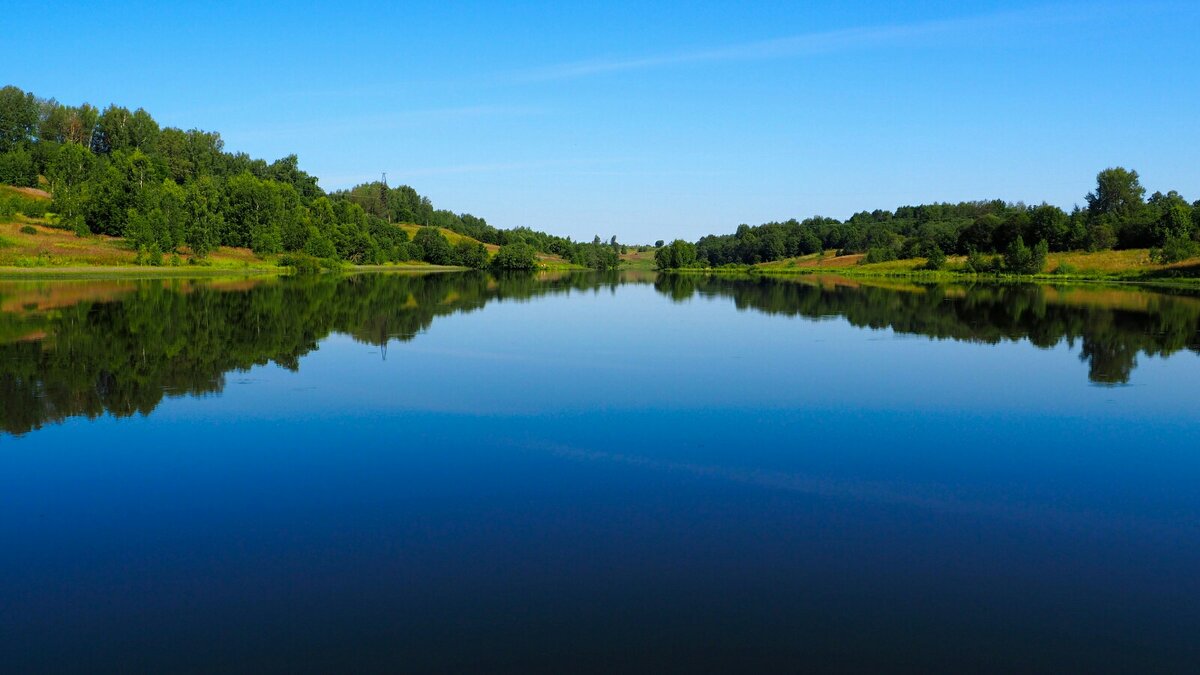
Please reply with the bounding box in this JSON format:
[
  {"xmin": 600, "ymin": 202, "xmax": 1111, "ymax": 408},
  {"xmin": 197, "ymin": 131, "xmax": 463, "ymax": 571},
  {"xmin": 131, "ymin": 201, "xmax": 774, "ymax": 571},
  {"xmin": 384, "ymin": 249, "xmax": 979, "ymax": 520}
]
[
  {"xmin": 1150, "ymin": 235, "xmax": 1199, "ymax": 264},
  {"xmin": 1004, "ymin": 237, "xmax": 1049, "ymax": 275},
  {"xmin": 133, "ymin": 244, "xmax": 163, "ymax": 266},
  {"xmin": 18, "ymin": 199, "xmax": 48, "ymax": 218},
  {"xmin": 413, "ymin": 227, "xmax": 453, "ymax": 265},
  {"xmin": 19, "ymin": 225, "xmax": 37, "ymax": 235},
  {"xmin": 490, "ymin": 243, "xmax": 538, "ymax": 271},
  {"xmin": 303, "ymin": 230, "xmax": 337, "ymax": 259},
  {"xmin": 863, "ymin": 246, "xmax": 898, "ymax": 264},
  {"xmin": 0, "ymin": 148, "xmax": 37, "ymax": 186},
  {"xmin": 394, "ymin": 241, "xmax": 422, "ymax": 262},
  {"xmin": 964, "ymin": 248, "xmax": 988, "ymax": 273},
  {"xmin": 0, "ymin": 194, "xmax": 48, "ymax": 218},
  {"xmin": 451, "ymin": 241, "xmax": 489, "ymax": 269},
  {"xmin": 278, "ymin": 252, "xmax": 323, "ymax": 274},
  {"xmin": 146, "ymin": 242, "xmax": 163, "ymax": 266},
  {"xmin": 922, "ymin": 244, "xmax": 947, "ymax": 271}
]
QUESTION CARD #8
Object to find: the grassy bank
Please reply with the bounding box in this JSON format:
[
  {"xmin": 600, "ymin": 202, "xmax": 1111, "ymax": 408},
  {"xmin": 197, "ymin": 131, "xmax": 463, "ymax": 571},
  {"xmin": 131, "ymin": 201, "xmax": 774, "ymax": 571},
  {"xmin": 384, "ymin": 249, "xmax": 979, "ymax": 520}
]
[
  {"xmin": 667, "ymin": 249, "xmax": 1200, "ymax": 287},
  {"xmin": 0, "ymin": 216, "xmax": 584, "ymax": 276},
  {"xmin": 0, "ymin": 217, "xmax": 279, "ymax": 269}
]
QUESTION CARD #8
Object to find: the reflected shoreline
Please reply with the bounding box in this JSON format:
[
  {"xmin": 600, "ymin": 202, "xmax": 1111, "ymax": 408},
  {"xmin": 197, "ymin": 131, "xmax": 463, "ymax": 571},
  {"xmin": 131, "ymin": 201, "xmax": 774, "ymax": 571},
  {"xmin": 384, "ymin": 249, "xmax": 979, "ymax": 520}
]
[{"xmin": 2, "ymin": 271, "xmax": 1198, "ymax": 436}]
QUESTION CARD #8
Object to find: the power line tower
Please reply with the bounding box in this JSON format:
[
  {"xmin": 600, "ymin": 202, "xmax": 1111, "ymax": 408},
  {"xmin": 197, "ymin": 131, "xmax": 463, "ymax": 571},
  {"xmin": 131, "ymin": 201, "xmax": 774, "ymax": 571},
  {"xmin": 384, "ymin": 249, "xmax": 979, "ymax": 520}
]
[{"xmin": 380, "ymin": 171, "xmax": 391, "ymax": 223}]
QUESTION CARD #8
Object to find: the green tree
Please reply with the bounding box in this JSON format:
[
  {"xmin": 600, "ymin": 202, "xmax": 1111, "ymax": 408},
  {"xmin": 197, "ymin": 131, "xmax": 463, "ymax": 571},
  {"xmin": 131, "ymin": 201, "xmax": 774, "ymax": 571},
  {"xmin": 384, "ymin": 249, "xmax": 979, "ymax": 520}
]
[
  {"xmin": 413, "ymin": 227, "xmax": 452, "ymax": 265},
  {"xmin": 490, "ymin": 243, "xmax": 538, "ymax": 270},
  {"xmin": 1150, "ymin": 235, "xmax": 1198, "ymax": 264},
  {"xmin": 304, "ymin": 226, "xmax": 337, "ymax": 259},
  {"xmin": 0, "ymin": 85, "xmax": 38, "ymax": 153},
  {"xmin": 452, "ymin": 241, "xmax": 489, "ymax": 269},
  {"xmin": 0, "ymin": 147, "xmax": 37, "ymax": 186},
  {"xmin": 1147, "ymin": 191, "xmax": 1193, "ymax": 247},
  {"xmin": 1004, "ymin": 236, "xmax": 1048, "ymax": 275},
  {"xmin": 922, "ymin": 244, "xmax": 947, "ymax": 271},
  {"xmin": 1087, "ymin": 167, "xmax": 1145, "ymax": 222},
  {"xmin": 47, "ymin": 141, "xmax": 92, "ymax": 191},
  {"xmin": 958, "ymin": 214, "xmax": 1000, "ymax": 253},
  {"xmin": 92, "ymin": 105, "xmax": 134, "ymax": 154},
  {"xmin": 1027, "ymin": 203, "xmax": 1070, "ymax": 251},
  {"xmin": 225, "ymin": 173, "xmax": 285, "ymax": 253},
  {"xmin": 654, "ymin": 239, "xmax": 698, "ymax": 269},
  {"xmin": 183, "ymin": 177, "xmax": 224, "ymax": 257}
]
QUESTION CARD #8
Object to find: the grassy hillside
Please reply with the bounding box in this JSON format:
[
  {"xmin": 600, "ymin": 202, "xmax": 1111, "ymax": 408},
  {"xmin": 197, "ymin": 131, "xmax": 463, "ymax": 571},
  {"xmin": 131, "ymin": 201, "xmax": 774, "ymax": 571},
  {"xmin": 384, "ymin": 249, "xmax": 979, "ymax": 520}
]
[
  {"xmin": 0, "ymin": 185, "xmax": 51, "ymax": 201},
  {"xmin": 0, "ymin": 218, "xmax": 276, "ymax": 270},
  {"xmin": 395, "ymin": 223, "xmax": 500, "ymax": 252},
  {"xmin": 0, "ymin": 200, "xmax": 568, "ymax": 272},
  {"xmin": 620, "ymin": 248, "xmax": 658, "ymax": 271},
  {"xmin": 395, "ymin": 223, "xmax": 577, "ymax": 267}
]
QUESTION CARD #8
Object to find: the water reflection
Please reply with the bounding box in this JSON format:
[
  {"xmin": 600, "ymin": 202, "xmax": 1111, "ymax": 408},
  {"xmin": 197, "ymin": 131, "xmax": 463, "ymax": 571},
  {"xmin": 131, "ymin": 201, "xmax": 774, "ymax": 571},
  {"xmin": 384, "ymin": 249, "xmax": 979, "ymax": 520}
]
[
  {"xmin": 0, "ymin": 271, "xmax": 642, "ymax": 436},
  {"xmin": 658, "ymin": 274, "xmax": 1200, "ymax": 384},
  {"xmin": 1, "ymin": 271, "xmax": 1198, "ymax": 436}
]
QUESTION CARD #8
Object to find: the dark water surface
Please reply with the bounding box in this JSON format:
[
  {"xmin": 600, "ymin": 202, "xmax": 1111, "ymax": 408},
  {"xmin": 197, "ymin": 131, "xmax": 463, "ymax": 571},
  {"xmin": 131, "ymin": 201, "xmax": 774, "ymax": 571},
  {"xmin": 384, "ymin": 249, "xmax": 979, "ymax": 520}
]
[{"xmin": 2, "ymin": 271, "xmax": 1198, "ymax": 673}]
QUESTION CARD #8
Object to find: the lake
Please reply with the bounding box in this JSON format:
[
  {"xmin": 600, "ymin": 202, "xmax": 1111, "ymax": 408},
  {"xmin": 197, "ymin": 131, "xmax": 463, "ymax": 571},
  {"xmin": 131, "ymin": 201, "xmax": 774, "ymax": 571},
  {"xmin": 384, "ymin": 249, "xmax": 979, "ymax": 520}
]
[{"xmin": 2, "ymin": 271, "xmax": 1198, "ymax": 672}]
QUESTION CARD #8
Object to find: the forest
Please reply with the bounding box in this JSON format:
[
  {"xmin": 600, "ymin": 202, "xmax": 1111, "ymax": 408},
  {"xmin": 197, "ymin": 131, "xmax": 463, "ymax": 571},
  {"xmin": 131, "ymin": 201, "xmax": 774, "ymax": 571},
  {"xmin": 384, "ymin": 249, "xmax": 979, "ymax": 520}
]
[
  {"xmin": 6, "ymin": 83, "xmax": 1197, "ymax": 277},
  {"xmin": 0, "ymin": 84, "xmax": 623, "ymax": 270},
  {"xmin": 657, "ymin": 168, "xmax": 1200, "ymax": 271}
]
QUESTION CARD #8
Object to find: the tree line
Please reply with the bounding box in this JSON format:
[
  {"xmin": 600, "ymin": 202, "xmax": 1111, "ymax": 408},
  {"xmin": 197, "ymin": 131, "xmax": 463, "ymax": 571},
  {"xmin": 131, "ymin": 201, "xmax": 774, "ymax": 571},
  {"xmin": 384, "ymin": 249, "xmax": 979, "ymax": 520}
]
[
  {"xmin": 657, "ymin": 168, "xmax": 1200, "ymax": 270},
  {"xmin": 0, "ymin": 84, "xmax": 626, "ymax": 269},
  {"xmin": 334, "ymin": 180, "xmax": 624, "ymax": 269}
]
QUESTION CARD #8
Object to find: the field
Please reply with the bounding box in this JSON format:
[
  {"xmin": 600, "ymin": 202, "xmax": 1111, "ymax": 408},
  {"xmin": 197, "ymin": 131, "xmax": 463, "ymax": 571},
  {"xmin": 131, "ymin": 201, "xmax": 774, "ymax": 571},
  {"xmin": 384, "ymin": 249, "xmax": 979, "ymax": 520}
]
[{"xmin": 620, "ymin": 248, "xmax": 658, "ymax": 270}]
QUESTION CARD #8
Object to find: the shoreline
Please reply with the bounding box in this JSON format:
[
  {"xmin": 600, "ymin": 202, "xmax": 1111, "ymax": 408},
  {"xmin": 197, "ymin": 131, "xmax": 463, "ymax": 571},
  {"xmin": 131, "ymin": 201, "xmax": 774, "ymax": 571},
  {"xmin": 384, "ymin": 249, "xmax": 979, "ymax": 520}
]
[
  {"xmin": 5, "ymin": 261, "xmax": 1199, "ymax": 290},
  {"xmin": 0, "ymin": 263, "xmax": 470, "ymax": 280},
  {"xmin": 658, "ymin": 265, "xmax": 1200, "ymax": 291}
]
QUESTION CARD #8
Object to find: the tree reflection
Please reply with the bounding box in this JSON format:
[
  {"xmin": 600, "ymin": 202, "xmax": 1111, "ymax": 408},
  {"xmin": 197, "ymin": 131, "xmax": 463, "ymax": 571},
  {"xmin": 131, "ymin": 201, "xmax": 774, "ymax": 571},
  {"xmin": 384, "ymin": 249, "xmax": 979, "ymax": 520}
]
[
  {"xmin": 2, "ymin": 271, "xmax": 1197, "ymax": 436},
  {"xmin": 656, "ymin": 274, "xmax": 1200, "ymax": 385}
]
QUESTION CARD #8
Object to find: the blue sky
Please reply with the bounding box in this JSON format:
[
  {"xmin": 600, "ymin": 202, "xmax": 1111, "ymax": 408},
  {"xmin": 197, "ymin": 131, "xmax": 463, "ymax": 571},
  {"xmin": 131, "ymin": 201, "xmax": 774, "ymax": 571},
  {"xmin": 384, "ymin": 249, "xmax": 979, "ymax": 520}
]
[{"xmin": 6, "ymin": 1, "xmax": 1199, "ymax": 241}]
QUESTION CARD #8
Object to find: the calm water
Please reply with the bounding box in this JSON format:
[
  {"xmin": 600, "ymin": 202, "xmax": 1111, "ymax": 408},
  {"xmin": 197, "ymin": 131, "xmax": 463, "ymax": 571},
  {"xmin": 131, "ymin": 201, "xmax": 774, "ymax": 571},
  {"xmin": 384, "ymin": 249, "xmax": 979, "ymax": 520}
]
[{"xmin": 2, "ymin": 271, "xmax": 1198, "ymax": 673}]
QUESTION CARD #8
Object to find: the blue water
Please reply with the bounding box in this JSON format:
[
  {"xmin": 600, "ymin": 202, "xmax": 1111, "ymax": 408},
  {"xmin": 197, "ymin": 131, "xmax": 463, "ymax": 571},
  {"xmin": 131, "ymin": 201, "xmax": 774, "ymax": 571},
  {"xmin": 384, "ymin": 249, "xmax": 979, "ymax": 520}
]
[{"xmin": 1, "ymin": 272, "xmax": 1198, "ymax": 672}]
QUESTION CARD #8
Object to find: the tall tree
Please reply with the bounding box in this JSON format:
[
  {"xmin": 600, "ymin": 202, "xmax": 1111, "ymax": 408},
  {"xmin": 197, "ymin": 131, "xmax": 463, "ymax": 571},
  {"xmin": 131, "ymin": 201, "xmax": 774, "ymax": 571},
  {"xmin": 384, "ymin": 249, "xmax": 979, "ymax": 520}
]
[
  {"xmin": 1087, "ymin": 167, "xmax": 1145, "ymax": 220},
  {"xmin": 0, "ymin": 85, "xmax": 38, "ymax": 152}
]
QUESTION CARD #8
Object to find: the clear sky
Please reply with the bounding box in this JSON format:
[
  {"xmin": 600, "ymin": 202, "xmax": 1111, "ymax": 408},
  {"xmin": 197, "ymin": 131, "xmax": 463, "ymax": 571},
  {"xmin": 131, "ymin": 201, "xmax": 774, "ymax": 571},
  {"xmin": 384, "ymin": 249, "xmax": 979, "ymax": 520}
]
[{"xmin": 6, "ymin": 1, "xmax": 1199, "ymax": 241}]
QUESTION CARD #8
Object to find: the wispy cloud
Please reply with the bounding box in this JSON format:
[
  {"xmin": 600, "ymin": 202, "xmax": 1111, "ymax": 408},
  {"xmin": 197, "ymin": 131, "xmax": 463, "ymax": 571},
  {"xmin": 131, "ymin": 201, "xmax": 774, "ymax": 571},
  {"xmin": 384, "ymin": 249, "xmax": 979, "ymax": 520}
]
[{"xmin": 509, "ymin": 5, "xmax": 1075, "ymax": 82}]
